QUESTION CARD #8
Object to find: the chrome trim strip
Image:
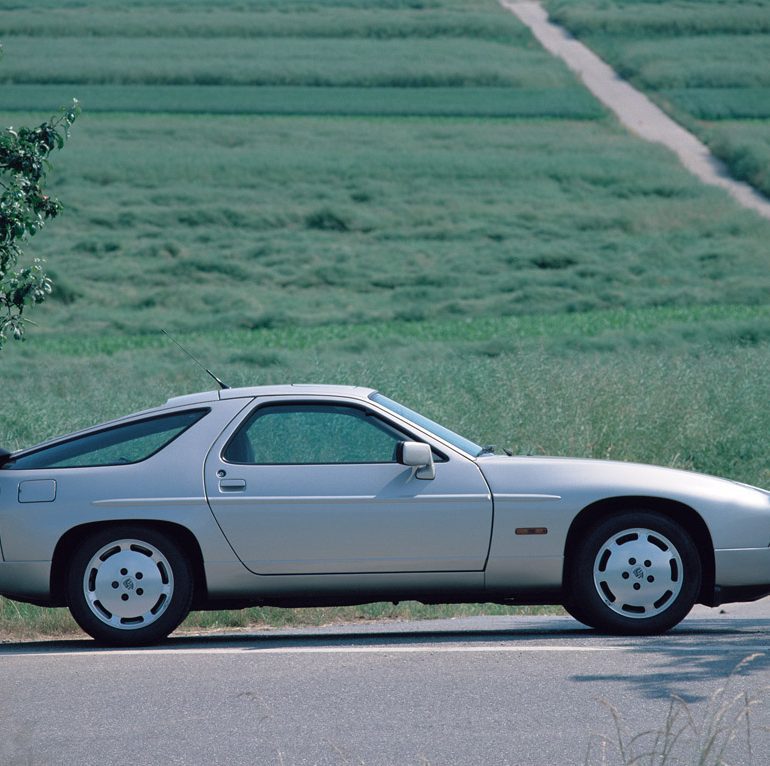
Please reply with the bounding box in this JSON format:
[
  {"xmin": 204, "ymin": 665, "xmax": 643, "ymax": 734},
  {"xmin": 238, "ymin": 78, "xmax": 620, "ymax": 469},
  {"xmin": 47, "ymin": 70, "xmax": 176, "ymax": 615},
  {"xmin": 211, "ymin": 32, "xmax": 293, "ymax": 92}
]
[
  {"xmin": 494, "ymin": 494, "xmax": 562, "ymax": 502},
  {"xmin": 94, "ymin": 494, "xmax": 491, "ymax": 507},
  {"xmin": 209, "ymin": 494, "xmax": 492, "ymax": 504},
  {"xmin": 92, "ymin": 497, "xmax": 207, "ymax": 507}
]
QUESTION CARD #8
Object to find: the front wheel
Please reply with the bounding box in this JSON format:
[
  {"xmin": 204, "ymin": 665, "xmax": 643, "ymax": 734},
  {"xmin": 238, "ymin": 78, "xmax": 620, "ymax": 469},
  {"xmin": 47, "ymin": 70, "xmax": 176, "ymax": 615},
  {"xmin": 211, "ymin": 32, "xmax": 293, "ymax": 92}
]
[
  {"xmin": 566, "ymin": 511, "xmax": 702, "ymax": 635},
  {"xmin": 67, "ymin": 526, "xmax": 193, "ymax": 646}
]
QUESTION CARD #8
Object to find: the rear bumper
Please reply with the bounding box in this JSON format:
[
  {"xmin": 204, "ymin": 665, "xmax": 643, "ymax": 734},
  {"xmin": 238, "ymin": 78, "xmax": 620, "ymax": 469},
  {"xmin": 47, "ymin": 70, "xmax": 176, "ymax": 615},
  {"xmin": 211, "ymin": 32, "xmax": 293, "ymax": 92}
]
[{"xmin": 0, "ymin": 561, "xmax": 52, "ymax": 604}]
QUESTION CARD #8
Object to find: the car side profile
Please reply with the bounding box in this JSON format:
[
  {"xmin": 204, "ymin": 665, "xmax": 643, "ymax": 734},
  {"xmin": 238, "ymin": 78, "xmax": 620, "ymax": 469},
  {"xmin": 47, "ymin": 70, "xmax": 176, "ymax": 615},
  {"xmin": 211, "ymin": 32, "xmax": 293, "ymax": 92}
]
[{"xmin": 0, "ymin": 384, "xmax": 768, "ymax": 645}]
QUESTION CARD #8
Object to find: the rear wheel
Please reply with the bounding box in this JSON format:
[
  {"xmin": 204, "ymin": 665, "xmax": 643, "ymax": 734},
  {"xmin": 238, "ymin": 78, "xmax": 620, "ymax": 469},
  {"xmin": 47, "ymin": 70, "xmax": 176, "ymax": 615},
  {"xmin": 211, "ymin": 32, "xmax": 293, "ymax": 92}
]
[
  {"xmin": 566, "ymin": 511, "xmax": 701, "ymax": 635},
  {"xmin": 67, "ymin": 526, "xmax": 193, "ymax": 646}
]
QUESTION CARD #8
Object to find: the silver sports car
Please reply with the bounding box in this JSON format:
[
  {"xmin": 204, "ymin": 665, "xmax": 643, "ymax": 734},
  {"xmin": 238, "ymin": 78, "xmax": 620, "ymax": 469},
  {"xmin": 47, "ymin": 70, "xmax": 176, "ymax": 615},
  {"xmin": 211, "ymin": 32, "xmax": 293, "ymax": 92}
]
[{"xmin": 1, "ymin": 384, "xmax": 768, "ymax": 645}]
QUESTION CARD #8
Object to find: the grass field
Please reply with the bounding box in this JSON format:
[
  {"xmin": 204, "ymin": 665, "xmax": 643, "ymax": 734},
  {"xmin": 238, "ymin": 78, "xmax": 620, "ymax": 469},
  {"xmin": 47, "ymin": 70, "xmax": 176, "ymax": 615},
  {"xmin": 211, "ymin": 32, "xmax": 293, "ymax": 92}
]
[
  {"xmin": 546, "ymin": 0, "xmax": 770, "ymax": 197},
  {"xmin": 3, "ymin": 113, "xmax": 770, "ymax": 337},
  {"xmin": 3, "ymin": 305, "xmax": 769, "ymax": 486},
  {"xmin": 1, "ymin": 0, "xmax": 769, "ymax": 639}
]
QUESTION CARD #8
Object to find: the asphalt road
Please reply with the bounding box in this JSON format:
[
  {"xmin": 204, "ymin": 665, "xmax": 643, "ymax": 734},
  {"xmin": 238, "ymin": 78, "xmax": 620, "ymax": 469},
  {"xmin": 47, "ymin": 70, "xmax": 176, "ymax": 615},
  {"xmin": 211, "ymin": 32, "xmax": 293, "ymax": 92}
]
[{"xmin": 2, "ymin": 605, "xmax": 770, "ymax": 766}]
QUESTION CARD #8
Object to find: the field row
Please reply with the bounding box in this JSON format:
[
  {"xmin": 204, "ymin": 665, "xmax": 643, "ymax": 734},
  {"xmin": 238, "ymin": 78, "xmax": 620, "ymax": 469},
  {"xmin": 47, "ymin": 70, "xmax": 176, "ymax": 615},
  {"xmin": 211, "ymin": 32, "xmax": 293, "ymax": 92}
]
[
  {"xmin": 661, "ymin": 89, "xmax": 770, "ymax": 120},
  {"xmin": 546, "ymin": 1, "xmax": 770, "ymax": 38},
  {"xmin": 0, "ymin": 5, "xmax": 527, "ymax": 40},
  {"xmin": 1, "ymin": 84, "xmax": 603, "ymax": 119},
  {"xmin": 0, "ymin": 36, "xmax": 572, "ymax": 89}
]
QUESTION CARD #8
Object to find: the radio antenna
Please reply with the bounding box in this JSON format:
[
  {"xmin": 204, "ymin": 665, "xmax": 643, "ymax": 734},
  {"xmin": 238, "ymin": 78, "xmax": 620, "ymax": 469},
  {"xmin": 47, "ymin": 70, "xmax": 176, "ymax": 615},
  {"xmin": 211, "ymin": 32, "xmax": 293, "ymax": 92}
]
[{"xmin": 161, "ymin": 329, "xmax": 230, "ymax": 390}]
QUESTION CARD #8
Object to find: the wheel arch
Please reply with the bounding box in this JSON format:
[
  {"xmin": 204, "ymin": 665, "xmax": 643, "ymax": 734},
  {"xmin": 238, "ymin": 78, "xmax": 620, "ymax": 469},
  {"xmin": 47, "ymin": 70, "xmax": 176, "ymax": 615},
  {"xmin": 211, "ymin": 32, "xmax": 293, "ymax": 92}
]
[
  {"xmin": 49, "ymin": 520, "xmax": 208, "ymax": 609},
  {"xmin": 563, "ymin": 496, "xmax": 715, "ymax": 606}
]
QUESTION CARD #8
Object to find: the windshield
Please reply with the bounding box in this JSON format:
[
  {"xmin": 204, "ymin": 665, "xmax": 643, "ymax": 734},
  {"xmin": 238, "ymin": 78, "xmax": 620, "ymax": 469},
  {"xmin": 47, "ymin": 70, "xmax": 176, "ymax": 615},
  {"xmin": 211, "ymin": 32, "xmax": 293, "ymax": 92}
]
[{"xmin": 370, "ymin": 393, "xmax": 483, "ymax": 457}]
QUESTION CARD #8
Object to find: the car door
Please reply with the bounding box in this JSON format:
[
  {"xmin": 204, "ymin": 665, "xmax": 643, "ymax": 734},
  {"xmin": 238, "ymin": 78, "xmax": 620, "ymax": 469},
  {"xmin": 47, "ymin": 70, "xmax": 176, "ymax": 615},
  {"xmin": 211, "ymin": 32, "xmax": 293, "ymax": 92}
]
[{"xmin": 204, "ymin": 398, "xmax": 493, "ymax": 575}]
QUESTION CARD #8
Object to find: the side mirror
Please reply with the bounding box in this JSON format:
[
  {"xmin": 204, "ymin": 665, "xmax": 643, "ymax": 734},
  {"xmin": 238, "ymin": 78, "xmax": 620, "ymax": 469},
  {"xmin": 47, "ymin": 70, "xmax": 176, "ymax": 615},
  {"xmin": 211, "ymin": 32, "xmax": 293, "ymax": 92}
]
[{"xmin": 397, "ymin": 441, "xmax": 435, "ymax": 480}]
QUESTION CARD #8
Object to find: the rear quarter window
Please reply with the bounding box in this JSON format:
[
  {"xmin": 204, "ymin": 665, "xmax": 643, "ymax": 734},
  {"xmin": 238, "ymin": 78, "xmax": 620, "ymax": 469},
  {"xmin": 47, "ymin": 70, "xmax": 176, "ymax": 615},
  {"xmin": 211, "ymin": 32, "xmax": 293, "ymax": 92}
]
[{"xmin": 3, "ymin": 409, "xmax": 208, "ymax": 470}]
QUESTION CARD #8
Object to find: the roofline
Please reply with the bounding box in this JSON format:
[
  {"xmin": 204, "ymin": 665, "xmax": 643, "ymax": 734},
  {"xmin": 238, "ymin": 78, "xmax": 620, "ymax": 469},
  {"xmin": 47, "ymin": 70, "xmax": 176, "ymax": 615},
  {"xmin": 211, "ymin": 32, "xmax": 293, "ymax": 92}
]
[
  {"xmin": 163, "ymin": 383, "xmax": 378, "ymax": 409},
  {"xmin": 6, "ymin": 384, "xmax": 381, "ymax": 459}
]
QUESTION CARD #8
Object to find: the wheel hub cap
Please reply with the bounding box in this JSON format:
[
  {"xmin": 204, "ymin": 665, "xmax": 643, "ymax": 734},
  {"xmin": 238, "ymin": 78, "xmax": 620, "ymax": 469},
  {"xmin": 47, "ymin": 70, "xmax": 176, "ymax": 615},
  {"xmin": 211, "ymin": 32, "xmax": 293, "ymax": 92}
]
[
  {"xmin": 83, "ymin": 539, "xmax": 174, "ymax": 629},
  {"xmin": 593, "ymin": 527, "xmax": 683, "ymax": 619}
]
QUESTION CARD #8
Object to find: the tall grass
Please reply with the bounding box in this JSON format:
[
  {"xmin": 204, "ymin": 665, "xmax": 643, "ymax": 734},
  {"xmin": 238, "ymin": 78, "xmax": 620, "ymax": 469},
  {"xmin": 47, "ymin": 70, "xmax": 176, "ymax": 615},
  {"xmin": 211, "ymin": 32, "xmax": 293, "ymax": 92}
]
[
  {"xmin": 0, "ymin": 36, "xmax": 572, "ymax": 88},
  {"xmin": 585, "ymin": 655, "xmax": 767, "ymax": 766},
  {"xmin": 2, "ymin": 310, "xmax": 768, "ymax": 487},
  {"xmin": 548, "ymin": 1, "xmax": 770, "ymax": 38},
  {"xmin": 606, "ymin": 37, "xmax": 770, "ymax": 91},
  {"xmin": 0, "ymin": 597, "xmax": 78, "ymax": 640},
  {"xmin": 703, "ymin": 121, "xmax": 770, "ymax": 199},
  {"xmin": 660, "ymin": 89, "xmax": 770, "ymax": 121},
  {"xmin": 0, "ymin": 7, "xmax": 530, "ymax": 41},
  {"xmin": 0, "ymin": 0, "xmax": 563, "ymax": 89},
  {"xmin": 0, "ymin": 84, "xmax": 603, "ymax": 118}
]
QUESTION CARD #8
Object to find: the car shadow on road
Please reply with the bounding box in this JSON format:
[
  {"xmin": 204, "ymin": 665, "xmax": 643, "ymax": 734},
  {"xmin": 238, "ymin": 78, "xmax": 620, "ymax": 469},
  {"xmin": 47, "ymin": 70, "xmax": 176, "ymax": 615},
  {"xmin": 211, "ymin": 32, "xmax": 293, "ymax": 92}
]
[{"xmin": 571, "ymin": 625, "xmax": 770, "ymax": 701}]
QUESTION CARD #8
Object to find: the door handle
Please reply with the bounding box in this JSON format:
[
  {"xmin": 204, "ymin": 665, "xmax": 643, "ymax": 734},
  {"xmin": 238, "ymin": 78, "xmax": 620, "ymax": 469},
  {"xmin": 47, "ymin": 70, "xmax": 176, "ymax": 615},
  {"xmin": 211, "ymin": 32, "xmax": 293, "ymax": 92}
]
[{"xmin": 219, "ymin": 478, "xmax": 246, "ymax": 492}]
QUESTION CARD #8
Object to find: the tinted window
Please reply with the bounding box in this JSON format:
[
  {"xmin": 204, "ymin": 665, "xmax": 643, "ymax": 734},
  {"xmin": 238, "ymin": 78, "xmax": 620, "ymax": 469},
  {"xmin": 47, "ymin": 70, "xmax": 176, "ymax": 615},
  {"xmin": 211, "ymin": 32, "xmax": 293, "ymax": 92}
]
[
  {"xmin": 4, "ymin": 409, "xmax": 208, "ymax": 469},
  {"xmin": 224, "ymin": 404, "xmax": 406, "ymax": 465}
]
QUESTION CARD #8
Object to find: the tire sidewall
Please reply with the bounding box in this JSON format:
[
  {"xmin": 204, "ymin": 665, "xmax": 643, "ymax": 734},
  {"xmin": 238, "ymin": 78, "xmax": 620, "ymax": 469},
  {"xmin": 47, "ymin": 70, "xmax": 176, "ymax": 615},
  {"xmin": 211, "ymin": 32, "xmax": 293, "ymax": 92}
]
[
  {"xmin": 67, "ymin": 525, "xmax": 193, "ymax": 646},
  {"xmin": 567, "ymin": 511, "xmax": 702, "ymax": 635}
]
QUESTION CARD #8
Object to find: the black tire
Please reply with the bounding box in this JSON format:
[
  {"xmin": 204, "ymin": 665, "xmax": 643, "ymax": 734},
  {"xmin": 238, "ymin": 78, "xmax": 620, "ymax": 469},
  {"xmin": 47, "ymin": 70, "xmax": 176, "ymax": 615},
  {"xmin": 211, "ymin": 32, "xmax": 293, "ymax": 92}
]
[
  {"xmin": 562, "ymin": 592, "xmax": 600, "ymax": 630},
  {"xmin": 67, "ymin": 525, "xmax": 193, "ymax": 646},
  {"xmin": 565, "ymin": 511, "xmax": 701, "ymax": 635}
]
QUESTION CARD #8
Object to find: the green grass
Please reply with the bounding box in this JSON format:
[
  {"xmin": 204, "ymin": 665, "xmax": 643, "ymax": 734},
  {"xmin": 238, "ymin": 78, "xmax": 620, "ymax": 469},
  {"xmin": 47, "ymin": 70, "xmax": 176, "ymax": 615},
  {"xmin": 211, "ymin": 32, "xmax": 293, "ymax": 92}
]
[
  {"xmin": 0, "ymin": 598, "xmax": 81, "ymax": 640},
  {"xmin": 0, "ymin": 85, "xmax": 603, "ymax": 118},
  {"xmin": 545, "ymin": 0, "xmax": 770, "ymax": 197},
  {"xmin": 0, "ymin": 6, "xmax": 529, "ymax": 40},
  {"xmin": 702, "ymin": 121, "xmax": 770, "ymax": 197},
  {"xmin": 545, "ymin": 1, "xmax": 770, "ymax": 38},
  {"xmin": 0, "ymin": 0, "xmax": 556, "ymax": 90},
  {"xmin": 0, "ymin": 36, "xmax": 571, "ymax": 88},
  {"xmin": 2, "ymin": 112, "xmax": 768, "ymax": 338},
  {"xmin": 2, "ymin": 307, "xmax": 769, "ymax": 487},
  {"xmin": 660, "ymin": 89, "xmax": 770, "ymax": 120},
  {"xmin": 605, "ymin": 36, "xmax": 770, "ymax": 91}
]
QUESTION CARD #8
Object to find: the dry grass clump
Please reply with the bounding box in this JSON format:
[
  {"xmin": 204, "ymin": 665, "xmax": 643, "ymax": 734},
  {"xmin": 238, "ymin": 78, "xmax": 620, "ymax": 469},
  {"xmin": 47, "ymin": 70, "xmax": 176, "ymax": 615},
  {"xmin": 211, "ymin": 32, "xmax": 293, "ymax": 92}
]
[{"xmin": 585, "ymin": 655, "xmax": 768, "ymax": 766}]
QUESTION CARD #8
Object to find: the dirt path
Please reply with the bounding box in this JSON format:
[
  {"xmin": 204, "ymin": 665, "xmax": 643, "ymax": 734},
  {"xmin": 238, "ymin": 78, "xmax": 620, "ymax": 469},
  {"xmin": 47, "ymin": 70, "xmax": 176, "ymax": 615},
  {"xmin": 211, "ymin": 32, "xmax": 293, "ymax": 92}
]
[{"xmin": 501, "ymin": 0, "xmax": 770, "ymax": 221}]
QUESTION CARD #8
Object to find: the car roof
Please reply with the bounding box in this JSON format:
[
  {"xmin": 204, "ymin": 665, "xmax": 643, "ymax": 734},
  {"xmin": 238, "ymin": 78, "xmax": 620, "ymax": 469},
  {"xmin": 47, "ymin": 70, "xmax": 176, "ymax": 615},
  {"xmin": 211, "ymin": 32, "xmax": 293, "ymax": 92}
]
[
  {"xmin": 164, "ymin": 384, "xmax": 377, "ymax": 409},
  {"xmin": 5, "ymin": 384, "xmax": 380, "ymax": 459}
]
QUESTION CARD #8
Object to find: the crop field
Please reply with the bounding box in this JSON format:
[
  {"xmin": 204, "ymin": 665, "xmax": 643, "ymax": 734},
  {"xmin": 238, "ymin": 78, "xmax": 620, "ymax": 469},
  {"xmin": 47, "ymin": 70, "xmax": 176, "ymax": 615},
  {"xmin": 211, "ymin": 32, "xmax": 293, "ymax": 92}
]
[
  {"xmin": 3, "ymin": 113, "xmax": 769, "ymax": 336},
  {"xmin": 1, "ymin": 0, "xmax": 769, "ymax": 637},
  {"xmin": 546, "ymin": 0, "xmax": 770, "ymax": 197}
]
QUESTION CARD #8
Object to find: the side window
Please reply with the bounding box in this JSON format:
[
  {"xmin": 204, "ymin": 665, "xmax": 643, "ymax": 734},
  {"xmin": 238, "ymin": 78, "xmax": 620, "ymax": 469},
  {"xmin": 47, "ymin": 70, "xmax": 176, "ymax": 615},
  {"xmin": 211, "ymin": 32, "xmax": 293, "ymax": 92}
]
[
  {"xmin": 5, "ymin": 409, "xmax": 208, "ymax": 470},
  {"xmin": 224, "ymin": 404, "xmax": 407, "ymax": 465}
]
